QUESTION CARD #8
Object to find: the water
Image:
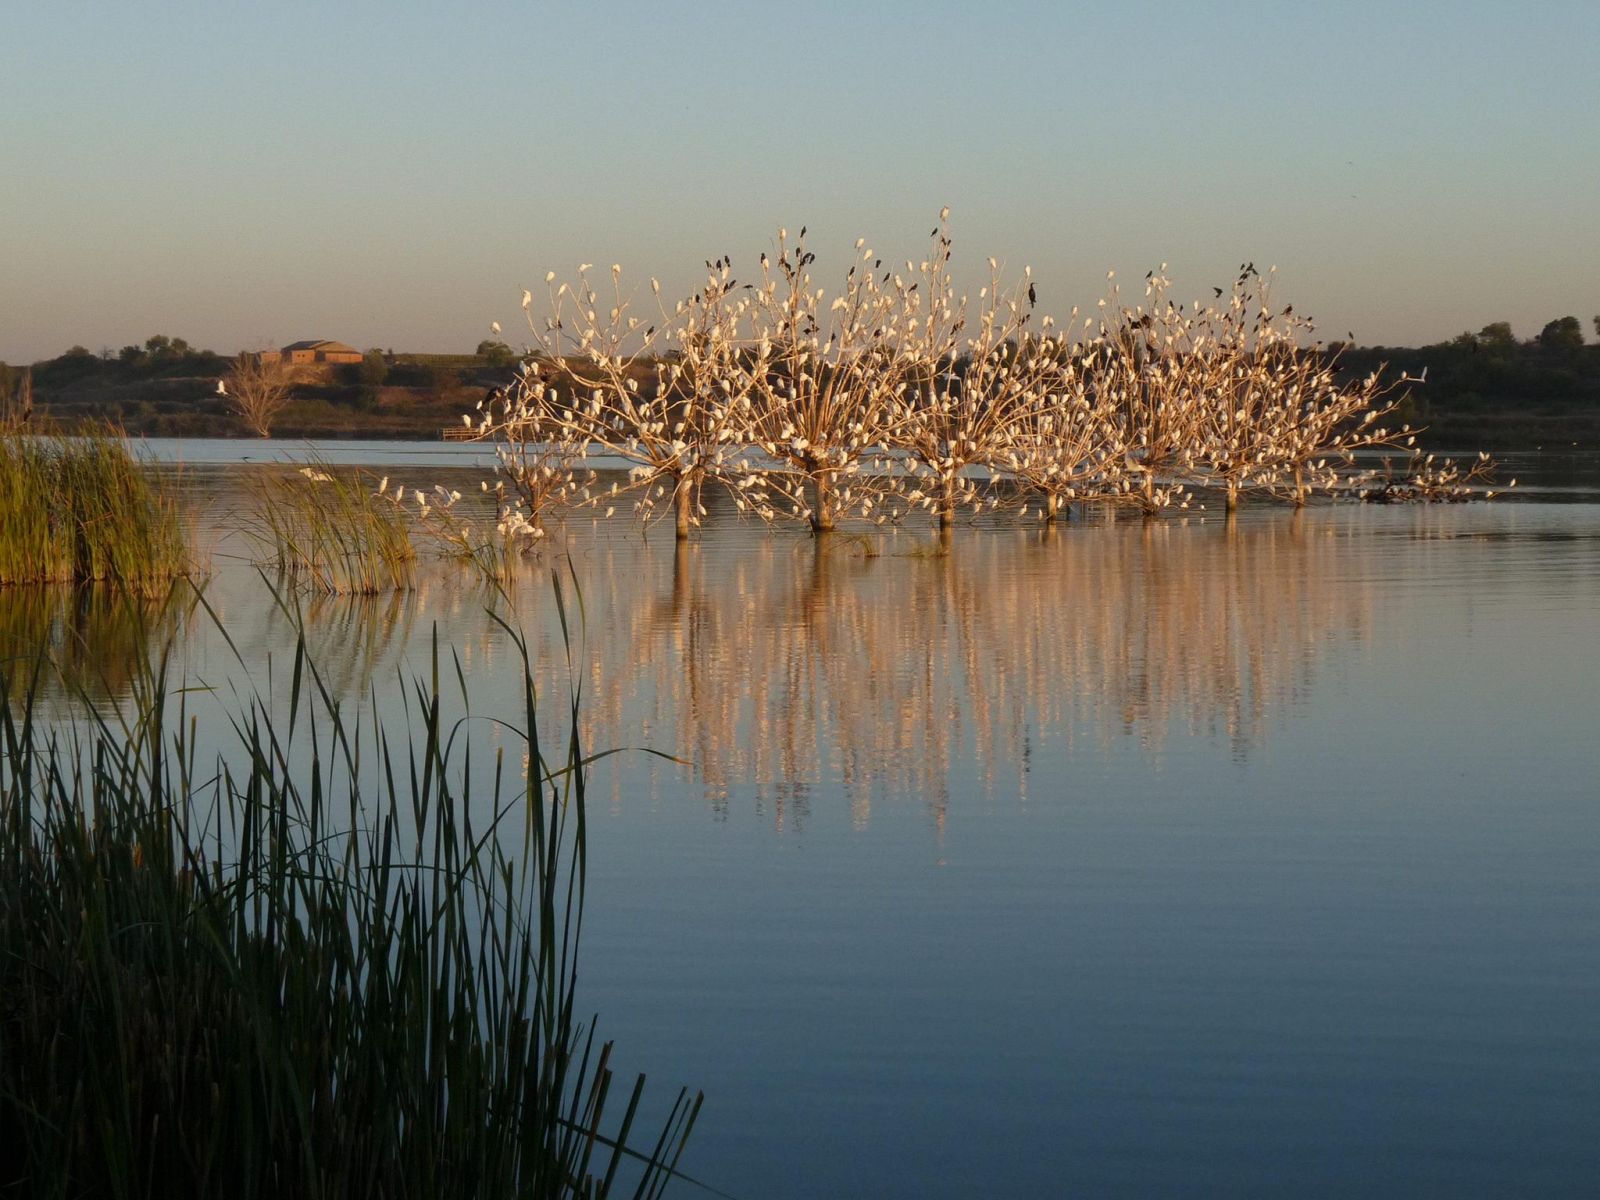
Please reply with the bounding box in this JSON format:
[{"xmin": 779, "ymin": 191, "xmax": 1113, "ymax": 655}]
[{"xmin": 9, "ymin": 443, "xmax": 1600, "ymax": 1196}]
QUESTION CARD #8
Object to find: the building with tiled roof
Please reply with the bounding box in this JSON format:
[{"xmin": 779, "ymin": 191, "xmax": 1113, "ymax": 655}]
[{"xmin": 256, "ymin": 339, "xmax": 363, "ymax": 365}]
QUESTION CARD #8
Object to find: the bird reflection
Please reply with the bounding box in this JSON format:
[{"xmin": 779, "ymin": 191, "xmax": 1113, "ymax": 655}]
[
  {"xmin": 485, "ymin": 512, "xmax": 1369, "ymax": 831},
  {"xmin": 22, "ymin": 472, "xmax": 1371, "ymax": 836}
]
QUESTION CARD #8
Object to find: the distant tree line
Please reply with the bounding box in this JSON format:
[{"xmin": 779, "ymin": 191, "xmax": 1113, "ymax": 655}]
[
  {"xmin": 9, "ymin": 315, "xmax": 1594, "ymax": 440},
  {"xmin": 20, "ymin": 338, "xmax": 226, "ymax": 392},
  {"xmin": 1336, "ymin": 316, "xmax": 1600, "ymax": 416},
  {"xmin": 2, "ymin": 337, "xmax": 524, "ymax": 437},
  {"xmin": 11, "ymin": 338, "xmax": 516, "ymax": 398}
]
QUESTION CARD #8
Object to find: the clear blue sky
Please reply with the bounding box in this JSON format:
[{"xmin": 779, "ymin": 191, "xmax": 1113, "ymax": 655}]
[{"xmin": 4, "ymin": 0, "xmax": 1596, "ymax": 362}]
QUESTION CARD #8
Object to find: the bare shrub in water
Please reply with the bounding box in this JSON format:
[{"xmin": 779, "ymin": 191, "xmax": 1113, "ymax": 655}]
[
  {"xmin": 469, "ymin": 214, "xmax": 1503, "ymax": 534},
  {"xmin": 878, "ymin": 220, "xmax": 1077, "ymax": 529},
  {"xmin": 1079, "ymin": 269, "xmax": 1204, "ymax": 516},
  {"xmin": 740, "ymin": 227, "xmax": 909, "ymax": 531},
  {"xmin": 1353, "ymin": 450, "xmax": 1511, "ymax": 502},
  {"xmin": 1004, "ymin": 346, "xmax": 1127, "ymax": 522},
  {"xmin": 483, "ymin": 264, "xmax": 787, "ymax": 539},
  {"xmin": 1188, "ymin": 265, "xmax": 1413, "ymax": 508}
]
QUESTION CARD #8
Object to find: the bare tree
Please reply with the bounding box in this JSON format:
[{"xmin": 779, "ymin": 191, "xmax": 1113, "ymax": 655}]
[
  {"xmin": 222, "ymin": 353, "xmax": 293, "ymax": 437},
  {"xmin": 742, "ymin": 228, "xmax": 909, "ymax": 531},
  {"xmin": 492, "ymin": 261, "xmax": 781, "ymax": 540},
  {"xmin": 1, "ymin": 366, "xmax": 32, "ymax": 430},
  {"xmin": 882, "ymin": 224, "xmax": 1067, "ymax": 529},
  {"xmin": 460, "ymin": 219, "xmax": 1504, "ymax": 540}
]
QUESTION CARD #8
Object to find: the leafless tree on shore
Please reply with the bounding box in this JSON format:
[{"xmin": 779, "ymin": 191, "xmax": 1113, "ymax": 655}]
[{"xmin": 222, "ymin": 353, "xmax": 293, "ymax": 437}]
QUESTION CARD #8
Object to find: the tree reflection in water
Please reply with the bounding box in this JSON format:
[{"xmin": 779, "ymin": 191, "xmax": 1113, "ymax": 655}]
[
  {"xmin": 0, "ymin": 584, "xmax": 188, "ymax": 708},
  {"xmin": 17, "ymin": 508, "xmax": 1371, "ymax": 834},
  {"xmin": 490, "ymin": 513, "xmax": 1371, "ymax": 832}
]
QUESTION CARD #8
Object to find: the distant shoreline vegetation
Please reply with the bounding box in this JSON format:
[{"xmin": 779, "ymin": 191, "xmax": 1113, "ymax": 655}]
[
  {"xmin": 0, "ymin": 340, "xmax": 512, "ymax": 441},
  {"xmin": 3, "ymin": 310, "xmax": 1597, "ymax": 448}
]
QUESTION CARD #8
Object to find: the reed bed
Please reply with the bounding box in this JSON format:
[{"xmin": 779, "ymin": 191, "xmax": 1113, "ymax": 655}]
[
  {"xmin": 249, "ymin": 462, "xmax": 417, "ymax": 594},
  {"xmin": 0, "ymin": 586, "xmax": 699, "ymax": 1199},
  {"xmin": 0, "ymin": 428, "xmax": 188, "ymax": 590},
  {"xmin": 437, "ymin": 220, "xmax": 1505, "ymax": 541}
]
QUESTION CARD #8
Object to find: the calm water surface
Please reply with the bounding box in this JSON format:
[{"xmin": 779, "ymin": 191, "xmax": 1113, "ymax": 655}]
[{"xmin": 13, "ymin": 442, "xmax": 1600, "ymax": 1196}]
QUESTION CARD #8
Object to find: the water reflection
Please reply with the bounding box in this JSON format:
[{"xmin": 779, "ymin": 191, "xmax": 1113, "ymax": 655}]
[
  {"xmin": 23, "ymin": 461, "xmax": 1378, "ymax": 828},
  {"xmin": 481, "ymin": 513, "xmax": 1372, "ymax": 830},
  {"xmin": 0, "ymin": 584, "xmax": 188, "ymax": 705},
  {"xmin": 213, "ymin": 584, "xmax": 424, "ymax": 701},
  {"xmin": 100, "ymin": 450, "xmax": 1599, "ymax": 1197}
]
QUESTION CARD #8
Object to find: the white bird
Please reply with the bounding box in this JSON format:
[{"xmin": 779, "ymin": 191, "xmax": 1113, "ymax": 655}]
[
  {"xmin": 521, "ymin": 290, "xmax": 533, "ymax": 309},
  {"xmin": 215, "ymin": 379, "xmax": 227, "ymax": 395},
  {"xmin": 490, "ymin": 321, "xmax": 501, "ymax": 335}
]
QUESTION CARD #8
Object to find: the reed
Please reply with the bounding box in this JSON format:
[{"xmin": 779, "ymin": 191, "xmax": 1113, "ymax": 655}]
[
  {"xmin": 249, "ymin": 462, "xmax": 416, "ymax": 594},
  {"xmin": 0, "ymin": 427, "xmax": 188, "ymax": 591},
  {"xmin": 0, "ymin": 584, "xmax": 700, "ymax": 1198}
]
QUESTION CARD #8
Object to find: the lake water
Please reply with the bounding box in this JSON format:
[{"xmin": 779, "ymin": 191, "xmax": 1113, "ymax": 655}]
[{"xmin": 11, "ymin": 440, "xmax": 1600, "ymax": 1196}]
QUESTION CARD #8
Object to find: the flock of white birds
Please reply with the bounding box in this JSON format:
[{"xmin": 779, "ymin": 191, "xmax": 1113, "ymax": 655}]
[{"xmin": 425, "ymin": 220, "xmax": 1506, "ymax": 542}]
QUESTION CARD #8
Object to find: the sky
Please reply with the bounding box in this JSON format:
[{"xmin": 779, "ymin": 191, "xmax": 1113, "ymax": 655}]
[{"xmin": 3, "ymin": 0, "xmax": 1597, "ymax": 363}]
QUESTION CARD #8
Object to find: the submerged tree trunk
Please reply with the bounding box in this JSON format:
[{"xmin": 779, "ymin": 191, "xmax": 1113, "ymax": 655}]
[
  {"xmin": 674, "ymin": 475, "xmax": 693, "ymax": 539},
  {"xmin": 670, "ymin": 534, "xmax": 690, "ymax": 613},
  {"xmin": 937, "ymin": 475, "xmax": 957, "ymax": 532},
  {"xmin": 1225, "ymin": 483, "xmax": 1240, "ymax": 513},
  {"xmin": 809, "ymin": 467, "xmax": 836, "ymax": 533}
]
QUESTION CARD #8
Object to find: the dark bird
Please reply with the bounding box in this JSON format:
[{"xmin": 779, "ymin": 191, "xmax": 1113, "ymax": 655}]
[{"xmin": 1027, "ymin": 283, "xmax": 1037, "ymax": 305}]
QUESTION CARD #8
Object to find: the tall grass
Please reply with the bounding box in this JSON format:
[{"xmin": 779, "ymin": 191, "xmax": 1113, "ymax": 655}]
[
  {"xmin": 249, "ymin": 462, "xmax": 416, "ymax": 593},
  {"xmin": 0, "ymin": 583, "xmax": 700, "ymax": 1198},
  {"xmin": 0, "ymin": 428, "xmax": 188, "ymax": 590}
]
